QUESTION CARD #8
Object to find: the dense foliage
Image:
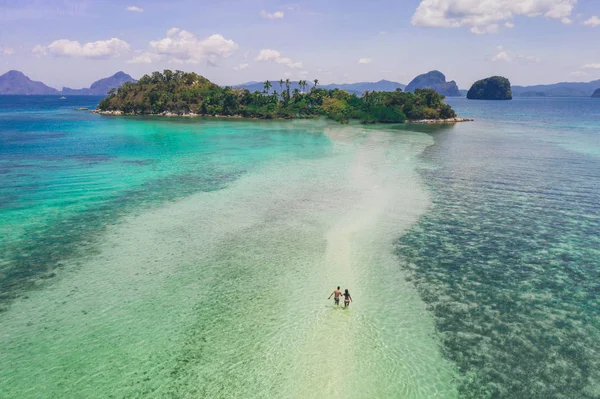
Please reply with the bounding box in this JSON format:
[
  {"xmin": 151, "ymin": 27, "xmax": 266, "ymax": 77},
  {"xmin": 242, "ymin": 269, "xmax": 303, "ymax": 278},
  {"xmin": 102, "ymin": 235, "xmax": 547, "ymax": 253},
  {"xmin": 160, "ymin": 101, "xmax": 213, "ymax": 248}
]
[
  {"xmin": 467, "ymin": 76, "xmax": 512, "ymax": 100},
  {"xmin": 98, "ymin": 70, "xmax": 456, "ymax": 123}
]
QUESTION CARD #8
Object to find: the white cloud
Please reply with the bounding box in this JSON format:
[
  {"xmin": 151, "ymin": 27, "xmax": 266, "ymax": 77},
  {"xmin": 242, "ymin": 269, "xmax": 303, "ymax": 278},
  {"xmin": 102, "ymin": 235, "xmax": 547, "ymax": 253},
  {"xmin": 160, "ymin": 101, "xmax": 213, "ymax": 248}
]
[
  {"xmin": 166, "ymin": 27, "xmax": 180, "ymax": 36},
  {"xmin": 583, "ymin": 16, "xmax": 600, "ymax": 26},
  {"xmin": 358, "ymin": 58, "xmax": 372, "ymax": 64},
  {"xmin": 561, "ymin": 17, "xmax": 573, "ymax": 24},
  {"xmin": 493, "ymin": 51, "xmax": 512, "ymax": 62},
  {"xmin": 517, "ymin": 54, "xmax": 541, "ymax": 63},
  {"xmin": 570, "ymin": 70, "xmax": 589, "ymax": 77},
  {"xmin": 149, "ymin": 28, "xmax": 238, "ymax": 65},
  {"xmin": 316, "ymin": 68, "xmax": 332, "ymax": 75},
  {"xmin": 493, "ymin": 47, "xmax": 540, "ymax": 63},
  {"xmin": 255, "ymin": 49, "xmax": 302, "ymax": 68},
  {"xmin": 583, "ymin": 63, "xmax": 600, "ymax": 69},
  {"xmin": 379, "ymin": 30, "xmax": 388, "ymax": 35},
  {"xmin": 283, "ymin": 72, "xmax": 293, "ymax": 78},
  {"xmin": 126, "ymin": 6, "xmax": 143, "ymax": 12},
  {"xmin": 255, "ymin": 49, "xmax": 280, "ymax": 61},
  {"xmin": 31, "ymin": 44, "xmax": 46, "ymax": 57},
  {"xmin": 127, "ymin": 51, "xmax": 163, "ymax": 64},
  {"xmin": 234, "ymin": 63, "xmax": 249, "ymax": 70},
  {"xmin": 260, "ymin": 10, "xmax": 284, "ymax": 19},
  {"xmin": 36, "ymin": 38, "xmax": 130, "ymax": 59},
  {"xmin": 412, "ymin": 0, "xmax": 576, "ymax": 34},
  {"xmin": 505, "ymin": 21, "xmax": 515, "ymax": 28},
  {"xmin": 1, "ymin": 46, "xmax": 15, "ymax": 55},
  {"xmin": 471, "ymin": 24, "xmax": 499, "ymax": 34},
  {"xmin": 299, "ymin": 70, "xmax": 309, "ymax": 76}
]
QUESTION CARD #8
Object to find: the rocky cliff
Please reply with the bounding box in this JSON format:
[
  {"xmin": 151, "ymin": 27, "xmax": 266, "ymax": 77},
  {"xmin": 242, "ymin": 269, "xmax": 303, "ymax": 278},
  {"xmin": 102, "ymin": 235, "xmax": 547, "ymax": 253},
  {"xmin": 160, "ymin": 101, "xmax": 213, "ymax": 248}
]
[
  {"xmin": 405, "ymin": 70, "xmax": 461, "ymax": 97},
  {"xmin": 0, "ymin": 70, "xmax": 59, "ymax": 95},
  {"xmin": 467, "ymin": 76, "xmax": 512, "ymax": 100}
]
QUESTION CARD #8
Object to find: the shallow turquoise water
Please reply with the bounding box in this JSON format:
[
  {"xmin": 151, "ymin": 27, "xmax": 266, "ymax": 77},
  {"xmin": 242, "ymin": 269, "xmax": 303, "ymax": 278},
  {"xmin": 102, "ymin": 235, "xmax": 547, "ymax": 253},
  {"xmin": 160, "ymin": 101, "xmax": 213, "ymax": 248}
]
[
  {"xmin": 1, "ymin": 96, "xmax": 599, "ymax": 398},
  {"xmin": 0, "ymin": 96, "xmax": 456, "ymax": 398}
]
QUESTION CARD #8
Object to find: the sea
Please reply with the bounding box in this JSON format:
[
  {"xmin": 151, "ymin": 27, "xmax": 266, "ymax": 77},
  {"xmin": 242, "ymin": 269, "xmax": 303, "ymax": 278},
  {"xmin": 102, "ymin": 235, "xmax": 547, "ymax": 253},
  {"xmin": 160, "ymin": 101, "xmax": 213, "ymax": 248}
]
[{"xmin": 0, "ymin": 95, "xmax": 598, "ymax": 398}]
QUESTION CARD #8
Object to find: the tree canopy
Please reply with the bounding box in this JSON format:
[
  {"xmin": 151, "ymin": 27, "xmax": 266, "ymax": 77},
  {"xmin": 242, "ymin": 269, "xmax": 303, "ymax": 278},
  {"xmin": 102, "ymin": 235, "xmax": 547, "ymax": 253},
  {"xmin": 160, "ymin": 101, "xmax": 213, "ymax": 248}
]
[
  {"xmin": 467, "ymin": 76, "xmax": 512, "ymax": 100},
  {"xmin": 98, "ymin": 70, "xmax": 457, "ymax": 123}
]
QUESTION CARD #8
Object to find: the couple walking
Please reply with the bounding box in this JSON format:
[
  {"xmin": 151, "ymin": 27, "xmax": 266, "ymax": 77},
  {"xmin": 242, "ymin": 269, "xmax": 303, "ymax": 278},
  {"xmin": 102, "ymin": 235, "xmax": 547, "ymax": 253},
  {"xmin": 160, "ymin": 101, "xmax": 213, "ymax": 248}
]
[{"xmin": 328, "ymin": 286, "xmax": 352, "ymax": 308}]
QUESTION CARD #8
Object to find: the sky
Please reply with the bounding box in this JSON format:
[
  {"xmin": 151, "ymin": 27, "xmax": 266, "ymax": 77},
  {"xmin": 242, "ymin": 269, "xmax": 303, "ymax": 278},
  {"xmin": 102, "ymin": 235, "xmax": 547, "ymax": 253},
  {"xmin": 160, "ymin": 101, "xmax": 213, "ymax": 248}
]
[{"xmin": 1, "ymin": 0, "xmax": 600, "ymax": 89}]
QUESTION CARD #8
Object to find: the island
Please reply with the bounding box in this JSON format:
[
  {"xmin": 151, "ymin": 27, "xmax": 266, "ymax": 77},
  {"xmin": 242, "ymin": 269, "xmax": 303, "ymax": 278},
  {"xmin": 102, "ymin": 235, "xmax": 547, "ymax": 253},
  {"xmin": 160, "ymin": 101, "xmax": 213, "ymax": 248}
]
[
  {"xmin": 0, "ymin": 70, "xmax": 136, "ymax": 96},
  {"xmin": 592, "ymin": 88, "xmax": 600, "ymax": 98},
  {"xmin": 96, "ymin": 70, "xmax": 464, "ymax": 124},
  {"xmin": 467, "ymin": 76, "xmax": 512, "ymax": 100},
  {"xmin": 61, "ymin": 72, "xmax": 136, "ymax": 96},
  {"xmin": 0, "ymin": 70, "xmax": 59, "ymax": 95},
  {"xmin": 405, "ymin": 70, "xmax": 461, "ymax": 97}
]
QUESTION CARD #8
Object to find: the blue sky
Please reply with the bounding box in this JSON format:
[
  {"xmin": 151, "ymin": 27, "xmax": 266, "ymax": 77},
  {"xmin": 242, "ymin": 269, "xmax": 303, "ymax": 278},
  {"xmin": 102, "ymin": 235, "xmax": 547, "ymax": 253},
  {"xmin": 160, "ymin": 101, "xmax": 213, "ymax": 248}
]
[{"xmin": 1, "ymin": 0, "xmax": 599, "ymax": 89}]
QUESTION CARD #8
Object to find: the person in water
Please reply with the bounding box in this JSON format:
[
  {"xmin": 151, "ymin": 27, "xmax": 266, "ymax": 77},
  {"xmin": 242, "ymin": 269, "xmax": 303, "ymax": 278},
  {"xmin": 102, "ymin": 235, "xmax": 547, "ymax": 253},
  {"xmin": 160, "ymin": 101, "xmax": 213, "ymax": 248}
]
[
  {"xmin": 342, "ymin": 289, "xmax": 352, "ymax": 308},
  {"xmin": 328, "ymin": 286, "xmax": 343, "ymax": 306}
]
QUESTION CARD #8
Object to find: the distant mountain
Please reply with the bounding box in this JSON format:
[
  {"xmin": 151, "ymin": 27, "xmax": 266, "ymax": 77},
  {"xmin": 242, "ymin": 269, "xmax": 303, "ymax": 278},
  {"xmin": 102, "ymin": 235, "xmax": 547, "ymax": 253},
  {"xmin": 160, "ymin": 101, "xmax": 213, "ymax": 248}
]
[
  {"xmin": 322, "ymin": 80, "xmax": 406, "ymax": 94},
  {"xmin": 592, "ymin": 88, "xmax": 600, "ymax": 98},
  {"xmin": 233, "ymin": 79, "xmax": 406, "ymax": 95},
  {"xmin": 405, "ymin": 70, "xmax": 461, "ymax": 97},
  {"xmin": 512, "ymin": 80, "xmax": 600, "ymax": 97},
  {"xmin": 61, "ymin": 71, "xmax": 136, "ymax": 95},
  {"xmin": 0, "ymin": 70, "xmax": 59, "ymax": 95},
  {"xmin": 0, "ymin": 70, "xmax": 136, "ymax": 95}
]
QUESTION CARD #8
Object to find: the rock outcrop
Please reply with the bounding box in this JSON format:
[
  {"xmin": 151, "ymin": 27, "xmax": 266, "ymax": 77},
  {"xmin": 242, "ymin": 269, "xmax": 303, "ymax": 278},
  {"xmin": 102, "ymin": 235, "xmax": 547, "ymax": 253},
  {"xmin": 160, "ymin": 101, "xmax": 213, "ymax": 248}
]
[
  {"xmin": 405, "ymin": 70, "xmax": 461, "ymax": 97},
  {"xmin": 467, "ymin": 76, "xmax": 512, "ymax": 100},
  {"xmin": 592, "ymin": 88, "xmax": 600, "ymax": 98}
]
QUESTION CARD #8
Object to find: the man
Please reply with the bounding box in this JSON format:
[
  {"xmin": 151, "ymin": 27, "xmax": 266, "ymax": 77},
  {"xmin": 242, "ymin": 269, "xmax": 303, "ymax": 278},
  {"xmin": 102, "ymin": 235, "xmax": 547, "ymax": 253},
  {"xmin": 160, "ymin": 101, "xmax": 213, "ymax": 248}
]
[{"xmin": 328, "ymin": 286, "xmax": 343, "ymax": 306}]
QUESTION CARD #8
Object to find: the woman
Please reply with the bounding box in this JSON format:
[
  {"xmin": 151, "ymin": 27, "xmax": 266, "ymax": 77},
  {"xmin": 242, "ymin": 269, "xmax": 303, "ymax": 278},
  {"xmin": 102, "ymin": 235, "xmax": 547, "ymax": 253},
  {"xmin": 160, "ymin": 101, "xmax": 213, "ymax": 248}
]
[{"xmin": 342, "ymin": 289, "xmax": 352, "ymax": 308}]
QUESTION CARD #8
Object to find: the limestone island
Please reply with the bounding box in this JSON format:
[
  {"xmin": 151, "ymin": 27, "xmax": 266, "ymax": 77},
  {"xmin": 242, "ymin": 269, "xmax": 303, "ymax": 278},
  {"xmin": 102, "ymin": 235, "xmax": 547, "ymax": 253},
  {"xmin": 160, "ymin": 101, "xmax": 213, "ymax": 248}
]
[
  {"xmin": 405, "ymin": 70, "xmax": 461, "ymax": 97},
  {"xmin": 467, "ymin": 76, "xmax": 512, "ymax": 100},
  {"xmin": 95, "ymin": 70, "xmax": 469, "ymax": 124},
  {"xmin": 592, "ymin": 88, "xmax": 600, "ymax": 98}
]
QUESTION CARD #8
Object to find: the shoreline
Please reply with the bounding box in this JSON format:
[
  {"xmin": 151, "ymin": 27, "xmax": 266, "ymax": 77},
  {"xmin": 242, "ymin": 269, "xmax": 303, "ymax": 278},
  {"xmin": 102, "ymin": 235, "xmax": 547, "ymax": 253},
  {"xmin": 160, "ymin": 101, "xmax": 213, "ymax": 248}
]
[
  {"xmin": 406, "ymin": 117, "xmax": 474, "ymax": 124},
  {"xmin": 92, "ymin": 109, "xmax": 473, "ymax": 123}
]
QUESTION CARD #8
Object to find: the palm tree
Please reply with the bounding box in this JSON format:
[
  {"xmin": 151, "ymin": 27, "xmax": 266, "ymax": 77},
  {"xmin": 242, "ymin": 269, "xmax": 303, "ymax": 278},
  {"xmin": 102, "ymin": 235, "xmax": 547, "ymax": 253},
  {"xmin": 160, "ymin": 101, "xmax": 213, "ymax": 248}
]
[
  {"xmin": 263, "ymin": 80, "xmax": 272, "ymax": 94},
  {"xmin": 313, "ymin": 79, "xmax": 319, "ymax": 89},
  {"xmin": 285, "ymin": 78, "xmax": 291, "ymax": 100},
  {"xmin": 279, "ymin": 79, "xmax": 284, "ymax": 93}
]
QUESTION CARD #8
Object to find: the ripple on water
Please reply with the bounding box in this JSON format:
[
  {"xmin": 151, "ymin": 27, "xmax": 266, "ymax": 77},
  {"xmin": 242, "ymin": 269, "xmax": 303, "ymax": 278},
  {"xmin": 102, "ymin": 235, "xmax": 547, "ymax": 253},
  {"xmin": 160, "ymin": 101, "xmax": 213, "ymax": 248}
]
[
  {"xmin": 0, "ymin": 125, "xmax": 458, "ymax": 398},
  {"xmin": 397, "ymin": 123, "xmax": 600, "ymax": 398}
]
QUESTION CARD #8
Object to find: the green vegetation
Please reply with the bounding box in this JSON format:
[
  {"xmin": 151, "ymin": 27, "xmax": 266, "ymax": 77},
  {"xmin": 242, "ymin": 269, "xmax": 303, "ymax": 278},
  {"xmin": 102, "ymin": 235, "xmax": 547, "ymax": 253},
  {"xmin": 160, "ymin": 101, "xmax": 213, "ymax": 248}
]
[
  {"xmin": 467, "ymin": 76, "xmax": 512, "ymax": 100},
  {"xmin": 98, "ymin": 70, "xmax": 456, "ymax": 123}
]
